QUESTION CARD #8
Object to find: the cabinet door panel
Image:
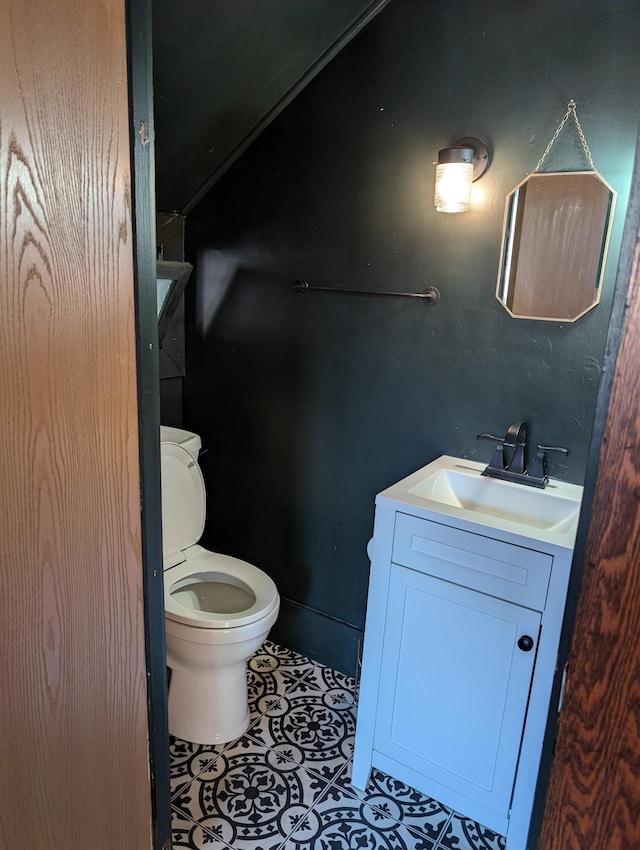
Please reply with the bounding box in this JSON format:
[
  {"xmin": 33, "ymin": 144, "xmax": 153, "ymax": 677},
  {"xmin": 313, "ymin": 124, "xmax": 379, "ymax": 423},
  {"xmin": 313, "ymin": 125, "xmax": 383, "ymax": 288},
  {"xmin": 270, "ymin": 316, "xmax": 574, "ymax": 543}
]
[{"xmin": 375, "ymin": 565, "xmax": 540, "ymax": 819}]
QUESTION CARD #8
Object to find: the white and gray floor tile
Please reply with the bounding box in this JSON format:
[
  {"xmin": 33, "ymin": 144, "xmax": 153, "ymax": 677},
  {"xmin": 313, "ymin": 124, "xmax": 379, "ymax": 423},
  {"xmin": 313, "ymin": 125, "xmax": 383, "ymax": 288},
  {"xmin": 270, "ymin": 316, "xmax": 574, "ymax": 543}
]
[{"xmin": 170, "ymin": 641, "xmax": 506, "ymax": 850}]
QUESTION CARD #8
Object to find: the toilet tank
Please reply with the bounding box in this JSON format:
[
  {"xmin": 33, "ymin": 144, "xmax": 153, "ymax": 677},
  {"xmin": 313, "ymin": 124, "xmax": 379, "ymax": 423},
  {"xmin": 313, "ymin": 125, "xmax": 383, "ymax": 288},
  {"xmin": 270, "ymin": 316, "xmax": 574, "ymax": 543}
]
[{"xmin": 160, "ymin": 425, "xmax": 202, "ymax": 458}]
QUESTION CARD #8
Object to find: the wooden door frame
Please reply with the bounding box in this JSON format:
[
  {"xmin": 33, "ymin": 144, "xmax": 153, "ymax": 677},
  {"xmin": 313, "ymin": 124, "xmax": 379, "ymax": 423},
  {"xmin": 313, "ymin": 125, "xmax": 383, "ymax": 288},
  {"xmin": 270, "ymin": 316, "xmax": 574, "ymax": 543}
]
[
  {"xmin": 531, "ymin": 130, "xmax": 640, "ymax": 846},
  {"xmin": 127, "ymin": 0, "xmax": 172, "ymax": 848}
]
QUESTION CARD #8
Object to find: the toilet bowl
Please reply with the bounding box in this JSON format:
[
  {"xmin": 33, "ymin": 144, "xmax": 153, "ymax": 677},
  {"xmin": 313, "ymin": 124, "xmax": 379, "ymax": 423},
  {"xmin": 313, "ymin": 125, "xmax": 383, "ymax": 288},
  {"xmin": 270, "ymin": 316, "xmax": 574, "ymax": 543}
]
[{"xmin": 160, "ymin": 426, "xmax": 279, "ymax": 745}]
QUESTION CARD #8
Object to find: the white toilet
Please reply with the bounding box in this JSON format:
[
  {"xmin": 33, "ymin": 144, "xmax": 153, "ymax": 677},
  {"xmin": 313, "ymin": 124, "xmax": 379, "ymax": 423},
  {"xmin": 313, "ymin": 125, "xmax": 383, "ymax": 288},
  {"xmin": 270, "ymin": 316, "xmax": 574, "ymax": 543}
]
[{"xmin": 160, "ymin": 425, "xmax": 280, "ymax": 745}]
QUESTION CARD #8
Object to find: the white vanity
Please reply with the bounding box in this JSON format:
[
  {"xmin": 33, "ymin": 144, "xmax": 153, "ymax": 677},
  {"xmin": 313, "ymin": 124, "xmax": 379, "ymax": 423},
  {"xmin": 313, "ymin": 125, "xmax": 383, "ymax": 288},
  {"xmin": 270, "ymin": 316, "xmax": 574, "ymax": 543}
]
[{"xmin": 351, "ymin": 456, "xmax": 583, "ymax": 850}]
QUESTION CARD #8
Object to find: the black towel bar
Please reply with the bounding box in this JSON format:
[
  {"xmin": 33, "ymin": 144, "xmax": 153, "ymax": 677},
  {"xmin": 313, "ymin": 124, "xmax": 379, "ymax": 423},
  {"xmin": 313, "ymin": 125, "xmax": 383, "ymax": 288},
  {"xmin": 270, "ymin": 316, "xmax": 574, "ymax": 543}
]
[{"xmin": 293, "ymin": 279, "xmax": 440, "ymax": 305}]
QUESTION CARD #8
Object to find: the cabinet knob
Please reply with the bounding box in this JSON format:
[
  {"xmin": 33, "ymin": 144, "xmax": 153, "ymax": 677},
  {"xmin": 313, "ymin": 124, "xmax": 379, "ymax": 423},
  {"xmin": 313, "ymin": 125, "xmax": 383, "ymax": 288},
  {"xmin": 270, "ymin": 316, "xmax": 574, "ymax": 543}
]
[{"xmin": 517, "ymin": 635, "xmax": 534, "ymax": 652}]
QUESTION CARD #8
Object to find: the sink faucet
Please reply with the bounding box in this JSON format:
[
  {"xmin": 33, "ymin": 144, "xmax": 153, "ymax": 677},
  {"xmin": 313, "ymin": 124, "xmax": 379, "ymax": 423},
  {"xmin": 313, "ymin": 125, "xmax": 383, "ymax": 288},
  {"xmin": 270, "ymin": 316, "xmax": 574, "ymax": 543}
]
[
  {"xmin": 477, "ymin": 422, "xmax": 568, "ymax": 489},
  {"xmin": 504, "ymin": 421, "xmax": 527, "ymax": 474},
  {"xmin": 477, "ymin": 421, "xmax": 527, "ymax": 475}
]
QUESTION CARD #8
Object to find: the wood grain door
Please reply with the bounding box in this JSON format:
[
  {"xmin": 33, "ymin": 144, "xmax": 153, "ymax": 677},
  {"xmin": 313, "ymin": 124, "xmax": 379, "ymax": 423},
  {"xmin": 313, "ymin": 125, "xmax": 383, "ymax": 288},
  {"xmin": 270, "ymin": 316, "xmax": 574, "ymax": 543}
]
[
  {"xmin": 0, "ymin": 1, "xmax": 153, "ymax": 848},
  {"xmin": 537, "ymin": 141, "xmax": 640, "ymax": 848}
]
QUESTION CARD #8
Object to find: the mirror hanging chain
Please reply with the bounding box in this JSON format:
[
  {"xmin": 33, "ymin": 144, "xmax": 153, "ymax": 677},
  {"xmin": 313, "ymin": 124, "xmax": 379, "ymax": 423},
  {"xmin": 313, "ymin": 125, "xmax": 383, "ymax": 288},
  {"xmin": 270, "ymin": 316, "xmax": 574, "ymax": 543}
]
[{"xmin": 532, "ymin": 100, "xmax": 596, "ymax": 173}]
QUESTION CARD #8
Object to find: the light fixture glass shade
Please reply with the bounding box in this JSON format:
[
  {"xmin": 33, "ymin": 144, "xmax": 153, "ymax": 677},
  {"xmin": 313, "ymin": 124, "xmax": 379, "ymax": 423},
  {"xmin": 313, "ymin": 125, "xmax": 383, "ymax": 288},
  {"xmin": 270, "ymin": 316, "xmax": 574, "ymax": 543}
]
[
  {"xmin": 434, "ymin": 161, "xmax": 474, "ymax": 213},
  {"xmin": 434, "ymin": 138, "xmax": 489, "ymax": 213}
]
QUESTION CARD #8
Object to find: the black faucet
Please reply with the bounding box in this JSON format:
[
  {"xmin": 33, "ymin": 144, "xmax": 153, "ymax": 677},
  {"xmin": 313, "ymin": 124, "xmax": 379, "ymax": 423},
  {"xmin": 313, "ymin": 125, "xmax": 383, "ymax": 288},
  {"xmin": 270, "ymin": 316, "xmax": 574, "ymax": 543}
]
[
  {"xmin": 476, "ymin": 422, "xmax": 568, "ymax": 489},
  {"xmin": 527, "ymin": 444, "xmax": 570, "ymax": 486}
]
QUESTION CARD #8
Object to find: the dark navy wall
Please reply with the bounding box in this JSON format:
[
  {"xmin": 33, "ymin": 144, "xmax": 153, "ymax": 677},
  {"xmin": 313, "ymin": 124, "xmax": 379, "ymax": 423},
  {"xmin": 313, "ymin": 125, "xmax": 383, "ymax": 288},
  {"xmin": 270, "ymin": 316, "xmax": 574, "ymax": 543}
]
[{"xmin": 183, "ymin": 0, "xmax": 640, "ymax": 674}]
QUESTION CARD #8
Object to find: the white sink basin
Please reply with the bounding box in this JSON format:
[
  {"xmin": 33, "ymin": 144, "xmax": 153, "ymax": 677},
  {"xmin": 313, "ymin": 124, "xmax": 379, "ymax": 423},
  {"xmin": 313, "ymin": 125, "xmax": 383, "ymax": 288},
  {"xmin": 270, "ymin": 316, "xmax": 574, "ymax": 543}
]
[{"xmin": 385, "ymin": 456, "xmax": 583, "ymax": 547}]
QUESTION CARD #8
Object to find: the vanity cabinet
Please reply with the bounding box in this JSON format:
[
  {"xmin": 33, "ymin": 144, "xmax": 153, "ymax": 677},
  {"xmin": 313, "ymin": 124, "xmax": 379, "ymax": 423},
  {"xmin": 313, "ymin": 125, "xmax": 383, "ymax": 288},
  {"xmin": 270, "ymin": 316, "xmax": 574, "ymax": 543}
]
[{"xmin": 352, "ymin": 458, "xmax": 582, "ymax": 850}]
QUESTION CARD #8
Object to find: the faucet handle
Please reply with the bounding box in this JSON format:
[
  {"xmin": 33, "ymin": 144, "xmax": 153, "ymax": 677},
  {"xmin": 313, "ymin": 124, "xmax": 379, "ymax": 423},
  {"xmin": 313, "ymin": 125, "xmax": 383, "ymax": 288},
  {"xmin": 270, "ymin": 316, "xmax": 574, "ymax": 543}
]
[
  {"xmin": 477, "ymin": 433, "xmax": 505, "ymax": 471},
  {"xmin": 528, "ymin": 445, "xmax": 569, "ymax": 486},
  {"xmin": 537, "ymin": 445, "xmax": 569, "ymax": 456},
  {"xmin": 476, "ymin": 432, "xmax": 504, "ymax": 443}
]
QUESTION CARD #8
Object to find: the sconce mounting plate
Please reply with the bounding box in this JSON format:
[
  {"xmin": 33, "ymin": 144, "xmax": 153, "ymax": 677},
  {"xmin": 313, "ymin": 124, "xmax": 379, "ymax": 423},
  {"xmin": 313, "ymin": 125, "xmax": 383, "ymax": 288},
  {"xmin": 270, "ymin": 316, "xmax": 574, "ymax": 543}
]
[{"xmin": 453, "ymin": 137, "xmax": 489, "ymax": 181}]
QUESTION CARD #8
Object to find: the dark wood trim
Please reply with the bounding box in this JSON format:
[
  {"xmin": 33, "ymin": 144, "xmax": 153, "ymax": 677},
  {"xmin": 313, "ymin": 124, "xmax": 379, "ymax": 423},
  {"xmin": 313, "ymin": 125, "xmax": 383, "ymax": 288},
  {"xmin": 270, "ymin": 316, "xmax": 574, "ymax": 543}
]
[
  {"xmin": 126, "ymin": 0, "xmax": 172, "ymax": 847},
  {"xmin": 535, "ymin": 134, "xmax": 640, "ymax": 848},
  {"xmin": 182, "ymin": 0, "xmax": 394, "ymax": 215}
]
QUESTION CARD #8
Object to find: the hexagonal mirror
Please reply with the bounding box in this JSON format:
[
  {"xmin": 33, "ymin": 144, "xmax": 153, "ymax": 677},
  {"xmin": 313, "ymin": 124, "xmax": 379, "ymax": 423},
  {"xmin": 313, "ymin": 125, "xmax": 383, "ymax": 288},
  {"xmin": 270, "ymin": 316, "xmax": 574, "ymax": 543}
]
[{"xmin": 496, "ymin": 171, "xmax": 616, "ymax": 321}]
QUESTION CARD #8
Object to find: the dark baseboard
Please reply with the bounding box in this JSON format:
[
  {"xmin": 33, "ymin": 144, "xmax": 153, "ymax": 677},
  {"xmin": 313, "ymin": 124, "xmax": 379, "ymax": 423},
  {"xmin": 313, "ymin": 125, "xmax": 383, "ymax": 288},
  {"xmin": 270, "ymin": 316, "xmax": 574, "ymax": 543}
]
[{"xmin": 269, "ymin": 597, "xmax": 363, "ymax": 679}]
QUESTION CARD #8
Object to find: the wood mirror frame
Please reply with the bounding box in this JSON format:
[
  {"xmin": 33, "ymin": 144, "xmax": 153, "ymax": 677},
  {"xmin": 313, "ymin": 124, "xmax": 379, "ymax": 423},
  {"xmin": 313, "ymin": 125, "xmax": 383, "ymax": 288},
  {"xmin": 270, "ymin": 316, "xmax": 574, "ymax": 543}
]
[{"xmin": 496, "ymin": 171, "xmax": 616, "ymax": 322}]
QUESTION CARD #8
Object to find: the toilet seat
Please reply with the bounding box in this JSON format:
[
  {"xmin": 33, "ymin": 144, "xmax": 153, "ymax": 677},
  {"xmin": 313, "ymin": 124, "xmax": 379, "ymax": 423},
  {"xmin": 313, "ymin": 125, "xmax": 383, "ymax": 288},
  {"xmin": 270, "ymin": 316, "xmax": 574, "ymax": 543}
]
[{"xmin": 164, "ymin": 548, "xmax": 279, "ymax": 630}]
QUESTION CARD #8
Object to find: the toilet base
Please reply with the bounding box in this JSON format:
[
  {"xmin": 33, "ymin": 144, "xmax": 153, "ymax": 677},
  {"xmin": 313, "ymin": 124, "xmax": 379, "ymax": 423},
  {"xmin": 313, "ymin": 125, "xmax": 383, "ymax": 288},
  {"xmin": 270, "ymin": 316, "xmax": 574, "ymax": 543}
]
[{"xmin": 168, "ymin": 660, "xmax": 250, "ymax": 745}]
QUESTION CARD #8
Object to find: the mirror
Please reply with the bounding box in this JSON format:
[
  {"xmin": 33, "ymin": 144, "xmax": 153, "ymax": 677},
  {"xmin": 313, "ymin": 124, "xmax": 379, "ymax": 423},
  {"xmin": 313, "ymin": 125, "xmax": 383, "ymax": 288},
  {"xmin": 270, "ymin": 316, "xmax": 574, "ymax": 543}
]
[
  {"xmin": 157, "ymin": 260, "xmax": 192, "ymax": 344},
  {"xmin": 496, "ymin": 171, "xmax": 616, "ymax": 322}
]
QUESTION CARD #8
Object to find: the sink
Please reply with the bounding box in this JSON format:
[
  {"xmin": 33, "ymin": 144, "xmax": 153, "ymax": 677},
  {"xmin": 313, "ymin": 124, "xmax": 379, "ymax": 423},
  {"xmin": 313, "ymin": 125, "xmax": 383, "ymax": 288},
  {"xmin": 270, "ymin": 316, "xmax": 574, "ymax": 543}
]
[{"xmin": 386, "ymin": 456, "xmax": 583, "ymax": 546}]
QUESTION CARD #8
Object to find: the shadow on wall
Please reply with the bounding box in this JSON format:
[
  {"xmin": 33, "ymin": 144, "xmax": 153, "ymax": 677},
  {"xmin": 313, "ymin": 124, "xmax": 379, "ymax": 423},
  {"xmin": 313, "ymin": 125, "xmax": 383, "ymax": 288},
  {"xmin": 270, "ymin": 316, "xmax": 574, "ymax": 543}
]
[
  {"xmin": 185, "ymin": 257, "xmax": 394, "ymax": 672},
  {"xmin": 187, "ymin": 261, "xmax": 312, "ymax": 604}
]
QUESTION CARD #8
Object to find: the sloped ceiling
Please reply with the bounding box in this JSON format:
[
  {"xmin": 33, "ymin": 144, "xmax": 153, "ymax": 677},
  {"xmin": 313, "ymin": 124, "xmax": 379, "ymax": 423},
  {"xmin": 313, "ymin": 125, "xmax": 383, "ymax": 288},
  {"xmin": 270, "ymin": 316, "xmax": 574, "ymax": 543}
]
[{"xmin": 152, "ymin": 0, "xmax": 392, "ymax": 214}]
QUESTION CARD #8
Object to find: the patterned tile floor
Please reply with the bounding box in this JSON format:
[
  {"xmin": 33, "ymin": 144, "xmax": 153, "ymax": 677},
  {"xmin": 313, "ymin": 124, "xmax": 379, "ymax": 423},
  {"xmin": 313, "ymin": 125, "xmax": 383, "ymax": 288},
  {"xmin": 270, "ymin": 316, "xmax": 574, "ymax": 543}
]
[{"xmin": 170, "ymin": 641, "xmax": 506, "ymax": 850}]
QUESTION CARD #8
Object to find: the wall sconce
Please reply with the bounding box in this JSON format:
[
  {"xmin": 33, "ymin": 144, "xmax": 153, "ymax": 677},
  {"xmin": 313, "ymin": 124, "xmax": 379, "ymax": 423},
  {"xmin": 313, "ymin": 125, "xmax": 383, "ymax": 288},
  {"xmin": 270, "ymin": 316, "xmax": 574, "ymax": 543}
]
[{"xmin": 434, "ymin": 137, "xmax": 490, "ymax": 213}]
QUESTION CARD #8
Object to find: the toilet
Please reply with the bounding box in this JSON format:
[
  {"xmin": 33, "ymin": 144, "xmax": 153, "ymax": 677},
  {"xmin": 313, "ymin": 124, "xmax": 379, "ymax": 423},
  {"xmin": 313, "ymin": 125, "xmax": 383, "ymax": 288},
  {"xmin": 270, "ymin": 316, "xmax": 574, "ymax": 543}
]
[{"xmin": 160, "ymin": 425, "xmax": 279, "ymax": 745}]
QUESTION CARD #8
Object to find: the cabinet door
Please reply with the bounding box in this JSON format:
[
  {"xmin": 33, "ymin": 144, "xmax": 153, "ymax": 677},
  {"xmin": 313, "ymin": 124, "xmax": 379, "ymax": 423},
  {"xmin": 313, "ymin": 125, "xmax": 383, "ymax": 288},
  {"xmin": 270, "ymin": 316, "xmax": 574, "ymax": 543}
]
[{"xmin": 375, "ymin": 564, "xmax": 540, "ymax": 823}]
